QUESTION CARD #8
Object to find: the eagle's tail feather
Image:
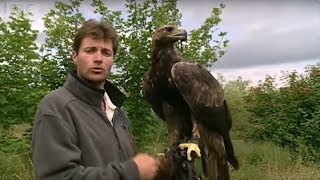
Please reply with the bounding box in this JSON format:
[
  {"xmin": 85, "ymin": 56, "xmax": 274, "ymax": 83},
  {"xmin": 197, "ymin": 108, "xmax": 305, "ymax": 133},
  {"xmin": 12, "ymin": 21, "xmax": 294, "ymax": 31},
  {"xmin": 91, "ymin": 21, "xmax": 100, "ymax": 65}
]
[
  {"xmin": 224, "ymin": 133, "xmax": 240, "ymax": 170},
  {"xmin": 204, "ymin": 132, "xmax": 230, "ymax": 180},
  {"xmin": 200, "ymin": 146, "xmax": 208, "ymax": 176},
  {"xmin": 228, "ymin": 154, "xmax": 240, "ymax": 170},
  {"xmin": 205, "ymin": 153, "xmax": 230, "ymax": 180}
]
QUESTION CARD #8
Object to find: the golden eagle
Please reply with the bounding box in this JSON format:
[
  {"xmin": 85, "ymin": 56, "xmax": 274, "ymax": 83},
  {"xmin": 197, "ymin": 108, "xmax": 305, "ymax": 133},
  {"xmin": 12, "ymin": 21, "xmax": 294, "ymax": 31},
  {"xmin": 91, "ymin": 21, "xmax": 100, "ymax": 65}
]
[{"xmin": 142, "ymin": 25, "xmax": 239, "ymax": 180}]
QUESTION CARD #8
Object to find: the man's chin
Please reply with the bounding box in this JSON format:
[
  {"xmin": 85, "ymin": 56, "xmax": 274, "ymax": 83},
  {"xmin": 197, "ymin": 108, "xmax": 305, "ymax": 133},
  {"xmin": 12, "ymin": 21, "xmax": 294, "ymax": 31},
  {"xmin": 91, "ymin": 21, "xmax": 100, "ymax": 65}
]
[
  {"xmin": 88, "ymin": 73, "xmax": 107, "ymax": 80},
  {"xmin": 88, "ymin": 77, "xmax": 106, "ymax": 84},
  {"xmin": 82, "ymin": 74, "xmax": 107, "ymax": 89}
]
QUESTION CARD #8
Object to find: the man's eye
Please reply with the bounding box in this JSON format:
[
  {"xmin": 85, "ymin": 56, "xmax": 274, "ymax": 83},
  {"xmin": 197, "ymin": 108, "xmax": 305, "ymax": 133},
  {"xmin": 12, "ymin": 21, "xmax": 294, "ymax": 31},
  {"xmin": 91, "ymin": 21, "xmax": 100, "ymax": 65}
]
[
  {"xmin": 103, "ymin": 51, "xmax": 112, "ymax": 57},
  {"xmin": 85, "ymin": 49, "xmax": 94, "ymax": 53}
]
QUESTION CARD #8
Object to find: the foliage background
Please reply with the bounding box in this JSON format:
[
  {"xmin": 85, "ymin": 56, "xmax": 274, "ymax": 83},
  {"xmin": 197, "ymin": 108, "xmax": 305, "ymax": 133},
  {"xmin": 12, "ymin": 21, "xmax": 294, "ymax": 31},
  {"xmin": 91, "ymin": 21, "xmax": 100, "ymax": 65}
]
[{"xmin": 1, "ymin": 0, "xmax": 320, "ymax": 179}]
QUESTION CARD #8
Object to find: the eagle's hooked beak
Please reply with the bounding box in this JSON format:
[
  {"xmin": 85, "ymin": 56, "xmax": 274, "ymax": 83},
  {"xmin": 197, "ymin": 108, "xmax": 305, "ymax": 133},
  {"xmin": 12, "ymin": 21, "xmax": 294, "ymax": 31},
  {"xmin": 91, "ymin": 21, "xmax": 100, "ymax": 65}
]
[
  {"xmin": 179, "ymin": 29, "xmax": 187, "ymax": 42},
  {"xmin": 176, "ymin": 28, "xmax": 187, "ymax": 53}
]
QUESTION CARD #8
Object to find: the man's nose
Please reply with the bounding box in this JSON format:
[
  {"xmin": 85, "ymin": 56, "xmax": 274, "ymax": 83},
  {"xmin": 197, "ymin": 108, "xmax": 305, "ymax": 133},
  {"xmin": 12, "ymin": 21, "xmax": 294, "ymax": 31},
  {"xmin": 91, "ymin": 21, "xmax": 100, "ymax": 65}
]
[{"xmin": 94, "ymin": 51, "xmax": 103, "ymax": 62}]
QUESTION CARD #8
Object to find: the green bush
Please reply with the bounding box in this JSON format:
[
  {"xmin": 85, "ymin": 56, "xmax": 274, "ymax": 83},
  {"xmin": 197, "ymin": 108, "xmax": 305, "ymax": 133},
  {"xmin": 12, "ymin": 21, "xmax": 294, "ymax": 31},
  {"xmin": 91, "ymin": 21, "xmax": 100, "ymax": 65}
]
[
  {"xmin": 245, "ymin": 65, "xmax": 320, "ymax": 161},
  {"xmin": 222, "ymin": 76, "xmax": 251, "ymax": 139}
]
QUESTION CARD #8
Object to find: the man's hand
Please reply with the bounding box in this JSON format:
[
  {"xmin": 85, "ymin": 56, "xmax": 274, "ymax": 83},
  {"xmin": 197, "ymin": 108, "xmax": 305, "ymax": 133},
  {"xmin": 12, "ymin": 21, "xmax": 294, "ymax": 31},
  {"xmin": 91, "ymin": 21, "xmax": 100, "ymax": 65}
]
[{"xmin": 133, "ymin": 153, "xmax": 160, "ymax": 180}]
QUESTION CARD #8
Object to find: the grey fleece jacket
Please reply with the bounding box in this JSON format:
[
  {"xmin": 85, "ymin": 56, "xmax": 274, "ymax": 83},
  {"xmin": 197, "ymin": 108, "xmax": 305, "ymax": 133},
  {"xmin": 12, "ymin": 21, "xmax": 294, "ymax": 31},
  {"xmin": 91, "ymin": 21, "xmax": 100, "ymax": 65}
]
[{"xmin": 32, "ymin": 72, "xmax": 140, "ymax": 180}]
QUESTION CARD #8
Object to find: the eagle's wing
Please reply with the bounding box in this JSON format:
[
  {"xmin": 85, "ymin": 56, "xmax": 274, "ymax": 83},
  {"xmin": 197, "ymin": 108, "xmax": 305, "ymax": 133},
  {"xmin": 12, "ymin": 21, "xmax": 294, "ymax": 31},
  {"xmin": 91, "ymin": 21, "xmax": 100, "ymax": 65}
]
[
  {"xmin": 142, "ymin": 71, "xmax": 164, "ymax": 119},
  {"xmin": 171, "ymin": 62, "xmax": 223, "ymax": 109},
  {"xmin": 171, "ymin": 61, "xmax": 230, "ymax": 130},
  {"xmin": 171, "ymin": 61, "xmax": 239, "ymax": 172}
]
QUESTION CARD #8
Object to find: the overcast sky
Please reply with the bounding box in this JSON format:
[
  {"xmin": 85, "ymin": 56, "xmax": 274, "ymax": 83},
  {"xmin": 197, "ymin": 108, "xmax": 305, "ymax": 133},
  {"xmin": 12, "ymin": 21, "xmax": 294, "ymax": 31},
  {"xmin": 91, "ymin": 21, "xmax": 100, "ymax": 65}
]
[
  {"xmin": 1, "ymin": 0, "xmax": 319, "ymax": 85},
  {"xmin": 212, "ymin": 0, "xmax": 320, "ymax": 69},
  {"xmin": 178, "ymin": 0, "xmax": 320, "ymax": 84}
]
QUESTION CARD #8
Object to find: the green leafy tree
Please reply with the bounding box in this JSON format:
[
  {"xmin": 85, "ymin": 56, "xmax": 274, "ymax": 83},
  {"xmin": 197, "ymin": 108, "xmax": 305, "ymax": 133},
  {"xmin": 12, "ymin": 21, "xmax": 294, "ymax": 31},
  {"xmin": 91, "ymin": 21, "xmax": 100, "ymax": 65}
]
[
  {"xmin": 0, "ymin": 6, "xmax": 46, "ymax": 155},
  {"xmin": 0, "ymin": 6, "xmax": 42, "ymax": 128},
  {"xmin": 182, "ymin": 3, "xmax": 228, "ymax": 67},
  {"xmin": 40, "ymin": 0, "xmax": 85, "ymax": 89}
]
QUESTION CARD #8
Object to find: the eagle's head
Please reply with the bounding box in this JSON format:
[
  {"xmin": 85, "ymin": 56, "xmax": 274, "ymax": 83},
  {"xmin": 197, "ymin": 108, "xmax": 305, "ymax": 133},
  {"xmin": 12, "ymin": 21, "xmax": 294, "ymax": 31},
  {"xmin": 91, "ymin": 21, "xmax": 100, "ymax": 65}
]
[{"xmin": 152, "ymin": 25, "xmax": 187, "ymax": 47}]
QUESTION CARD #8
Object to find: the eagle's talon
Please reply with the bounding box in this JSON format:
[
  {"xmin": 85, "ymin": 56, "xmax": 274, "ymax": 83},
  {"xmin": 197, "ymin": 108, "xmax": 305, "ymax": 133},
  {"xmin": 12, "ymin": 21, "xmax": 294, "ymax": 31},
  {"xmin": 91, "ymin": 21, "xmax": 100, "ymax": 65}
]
[
  {"xmin": 179, "ymin": 142, "xmax": 201, "ymax": 161},
  {"xmin": 155, "ymin": 153, "xmax": 165, "ymax": 159},
  {"xmin": 155, "ymin": 147, "xmax": 171, "ymax": 159}
]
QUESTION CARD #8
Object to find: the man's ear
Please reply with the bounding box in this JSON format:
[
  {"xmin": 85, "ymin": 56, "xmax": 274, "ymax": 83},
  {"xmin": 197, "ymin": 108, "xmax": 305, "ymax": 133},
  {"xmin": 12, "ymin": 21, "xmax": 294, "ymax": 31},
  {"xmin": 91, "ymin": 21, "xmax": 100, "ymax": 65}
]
[{"xmin": 71, "ymin": 51, "xmax": 77, "ymax": 64}]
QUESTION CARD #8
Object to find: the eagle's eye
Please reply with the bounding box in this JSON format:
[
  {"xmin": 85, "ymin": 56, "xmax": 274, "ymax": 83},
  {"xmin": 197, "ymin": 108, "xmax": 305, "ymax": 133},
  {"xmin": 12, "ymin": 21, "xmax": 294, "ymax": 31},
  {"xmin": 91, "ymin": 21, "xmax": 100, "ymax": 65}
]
[{"xmin": 165, "ymin": 26, "xmax": 174, "ymax": 32}]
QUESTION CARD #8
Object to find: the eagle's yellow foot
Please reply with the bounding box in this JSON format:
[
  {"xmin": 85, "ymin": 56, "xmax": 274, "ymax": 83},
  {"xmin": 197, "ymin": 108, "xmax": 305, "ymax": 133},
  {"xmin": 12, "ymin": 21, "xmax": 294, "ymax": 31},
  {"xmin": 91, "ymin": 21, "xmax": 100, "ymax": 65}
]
[{"xmin": 179, "ymin": 142, "xmax": 201, "ymax": 161}]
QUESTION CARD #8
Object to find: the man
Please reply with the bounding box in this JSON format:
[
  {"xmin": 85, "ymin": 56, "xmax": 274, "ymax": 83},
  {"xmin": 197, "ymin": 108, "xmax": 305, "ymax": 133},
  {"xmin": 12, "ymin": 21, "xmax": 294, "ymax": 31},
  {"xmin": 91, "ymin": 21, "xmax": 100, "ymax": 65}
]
[{"xmin": 32, "ymin": 19, "xmax": 159, "ymax": 180}]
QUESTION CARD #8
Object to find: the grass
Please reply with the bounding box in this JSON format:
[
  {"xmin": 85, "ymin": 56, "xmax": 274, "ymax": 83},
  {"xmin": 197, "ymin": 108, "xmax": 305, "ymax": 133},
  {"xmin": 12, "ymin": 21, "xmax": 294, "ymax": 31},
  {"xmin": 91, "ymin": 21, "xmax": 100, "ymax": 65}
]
[
  {"xmin": 231, "ymin": 140, "xmax": 320, "ymax": 180},
  {"xmin": 0, "ymin": 124, "xmax": 33, "ymax": 180},
  {"xmin": 0, "ymin": 151, "xmax": 33, "ymax": 180}
]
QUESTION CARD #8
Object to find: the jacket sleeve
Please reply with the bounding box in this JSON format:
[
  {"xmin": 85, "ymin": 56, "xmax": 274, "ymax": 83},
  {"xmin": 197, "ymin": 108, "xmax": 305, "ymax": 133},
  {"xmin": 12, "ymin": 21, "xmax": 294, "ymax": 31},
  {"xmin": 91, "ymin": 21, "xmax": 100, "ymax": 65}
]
[{"xmin": 32, "ymin": 114, "xmax": 140, "ymax": 180}]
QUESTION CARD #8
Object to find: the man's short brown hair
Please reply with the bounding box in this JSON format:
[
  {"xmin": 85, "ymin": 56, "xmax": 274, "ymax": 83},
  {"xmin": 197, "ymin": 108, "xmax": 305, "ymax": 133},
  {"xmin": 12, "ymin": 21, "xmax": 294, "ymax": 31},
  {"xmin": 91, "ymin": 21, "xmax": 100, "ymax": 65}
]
[{"xmin": 73, "ymin": 19, "xmax": 119, "ymax": 55}]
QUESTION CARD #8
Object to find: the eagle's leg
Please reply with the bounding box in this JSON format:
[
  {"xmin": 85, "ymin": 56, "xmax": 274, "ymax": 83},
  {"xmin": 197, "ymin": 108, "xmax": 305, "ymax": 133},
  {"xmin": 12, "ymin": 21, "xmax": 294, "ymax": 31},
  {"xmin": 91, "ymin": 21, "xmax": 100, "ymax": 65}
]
[
  {"xmin": 157, "ymin": 102, "xmax": 184, "ymax": 157},
  {"xmin": 179, "ymin": 121, "xmax": 201, "ymax": 161}
]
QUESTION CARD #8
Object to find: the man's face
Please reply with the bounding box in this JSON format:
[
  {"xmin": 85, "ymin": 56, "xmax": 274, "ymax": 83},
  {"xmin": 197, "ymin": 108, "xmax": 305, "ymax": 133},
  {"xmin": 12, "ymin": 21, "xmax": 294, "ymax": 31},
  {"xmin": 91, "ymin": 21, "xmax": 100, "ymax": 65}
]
[{"xmin": 72, "ymin": 36, "xmax": 114, "ymax": 88}]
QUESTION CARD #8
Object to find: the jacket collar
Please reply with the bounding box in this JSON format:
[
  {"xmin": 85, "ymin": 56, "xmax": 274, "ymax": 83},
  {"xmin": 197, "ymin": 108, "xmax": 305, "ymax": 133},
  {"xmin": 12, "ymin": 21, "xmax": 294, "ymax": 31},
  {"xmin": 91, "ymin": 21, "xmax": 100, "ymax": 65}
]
[{"xmin": 63, "ymin": 71, "xmax": 126, "ymax": 107}]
